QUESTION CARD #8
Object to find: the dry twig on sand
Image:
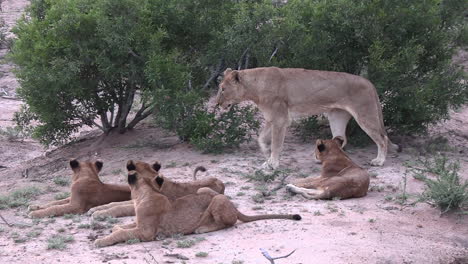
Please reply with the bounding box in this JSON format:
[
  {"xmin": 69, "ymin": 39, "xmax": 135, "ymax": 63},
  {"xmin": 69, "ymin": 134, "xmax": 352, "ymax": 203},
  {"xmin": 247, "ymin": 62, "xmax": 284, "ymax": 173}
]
[{"xmin": 260, "ymin": 248, "xmax": 296, "ymax": 264}]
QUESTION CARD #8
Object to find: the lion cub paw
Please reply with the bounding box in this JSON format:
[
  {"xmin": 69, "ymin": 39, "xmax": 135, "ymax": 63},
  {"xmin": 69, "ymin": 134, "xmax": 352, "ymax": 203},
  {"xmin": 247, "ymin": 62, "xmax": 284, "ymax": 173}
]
[
  {"xmin": 94, "ymin": 239, "xmax": 107, "ymax": 248},
  {"xmin": 28, "ymin": 205, "xmax": 41, "ymax": 211}
]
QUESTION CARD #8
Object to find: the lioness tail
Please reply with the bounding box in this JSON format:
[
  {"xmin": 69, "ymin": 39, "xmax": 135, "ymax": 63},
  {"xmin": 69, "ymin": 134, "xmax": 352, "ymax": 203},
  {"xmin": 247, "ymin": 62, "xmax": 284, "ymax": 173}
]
[
  {"xmin": 193, "ymin": 166, "xmax": 207, "ymax": 180},
  {"xmin": 237, "ymin": 212, "xmax": 301, "ymax": 222}
]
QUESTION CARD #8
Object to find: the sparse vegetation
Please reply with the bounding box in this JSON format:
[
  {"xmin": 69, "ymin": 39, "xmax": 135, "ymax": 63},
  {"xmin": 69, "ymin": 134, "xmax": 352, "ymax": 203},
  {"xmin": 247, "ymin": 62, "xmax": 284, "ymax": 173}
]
[
  {"xmin": 176, "ymin": 237, "xmax": 205, "ymax": 248},
  {"xmin": 0, "ymin": 186, "xmax": 42, "ymax": 209},
  {"xmin": 195, "ymin": 252, "xmax": 208, "ymax": 258},
  {"xmin": 47, "ymin": 234, "xmax": 74, "ymax": 250},
  {"xmin": 54, "ymin": 192, "xmax": 70, "ymax": 200},
  {"xmin": 53, "ymin": 177, "xmax": 70, "ymax": 187},
  {"xmin": 418, "ymin": 156, "xmax": 468, "ymax": 213},
  {"xmin": 126, "ymin": 238, "xmax": 140, "ymax": 244}
]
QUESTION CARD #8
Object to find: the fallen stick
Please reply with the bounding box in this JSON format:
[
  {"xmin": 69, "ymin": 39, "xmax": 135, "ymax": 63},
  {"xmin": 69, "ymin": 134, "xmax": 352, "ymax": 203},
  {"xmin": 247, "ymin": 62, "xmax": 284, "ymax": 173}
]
[
  {"xmin": 260, "ymin": 248, "xmax": 296, "ymax": 264},
  {"xmin": 0, "ymin": 213, "xmax": 12, "ymax": 227}
]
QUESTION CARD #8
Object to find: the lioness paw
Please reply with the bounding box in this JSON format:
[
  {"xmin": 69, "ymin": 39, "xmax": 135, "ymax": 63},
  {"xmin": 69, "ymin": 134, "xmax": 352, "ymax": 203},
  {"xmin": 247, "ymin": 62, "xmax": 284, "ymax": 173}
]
[
  {"xmin": 370, "ymin": 158, "xmax": 384, "ymax": 167},
  {"xmin": 94, "ymin": 239, "xmax": 107, "ymax": 248},
  {"xmin": 28, "ymin": 205, "xmax": 41, "ymax": 211}
]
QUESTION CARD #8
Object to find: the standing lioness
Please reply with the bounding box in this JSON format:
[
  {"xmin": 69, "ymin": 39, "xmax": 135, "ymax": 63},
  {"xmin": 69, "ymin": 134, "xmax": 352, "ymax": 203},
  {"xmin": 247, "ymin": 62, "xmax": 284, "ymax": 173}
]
[{"xmin": 216, "ymin": 67, "xmax": 398, "ymax": 168}]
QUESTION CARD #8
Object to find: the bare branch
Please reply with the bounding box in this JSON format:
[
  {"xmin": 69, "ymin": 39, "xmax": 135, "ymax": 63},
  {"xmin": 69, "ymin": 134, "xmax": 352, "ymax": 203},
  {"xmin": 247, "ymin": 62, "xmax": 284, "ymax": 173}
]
[
  {"xmin": 127, "ymin": 103, "xmax": 153, "ymax": 129},
  {"xmin": 269, "ymin": 46, "xmax": 279, "ymax": 62},
  {"xmin": 203, "ymin": 57, "xmax": 225, "ymax": 90},
  {"xmin": 260, "ymin": 248, "xmax": 296, "ymax": 264},
  {"xmin": 237, "ymin": 47, "xmax": 250, "ymax": 70},
  {"xmin": 0, "ymin": 213, "xmax": 12, "ymax": 227}
]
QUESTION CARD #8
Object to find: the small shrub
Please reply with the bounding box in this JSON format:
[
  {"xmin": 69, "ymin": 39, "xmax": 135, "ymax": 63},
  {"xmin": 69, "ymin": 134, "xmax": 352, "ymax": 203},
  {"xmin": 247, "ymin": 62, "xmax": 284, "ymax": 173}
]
[
  {"xmin": 195, "ymin": 252, "xmax": 208, "ymax": 258},
  {"xmin": 47, "ymin": 234, "xmax": 74, "ymax": 250},
  {"xmin": 126, "ymin": 238, "xmax": 140, "ymax": 244},
  {"xmin": 0, "ymin": 126, "xmax": 29, "ymax": 142},
  {"xmin": 420, "ymin": 156, "xmax": 468, "ymax": 213},
  {"xmin": 0, "ymin": 186, "xmax": 41, "ymax": 209},
  {"xmin": 176, "ymin": 239, "xmax": 196, "ymax": 248},
  {"xmin": 291, "ymin": 116, "xmax": 329, "ymax": 142},
  {"xmin": 53, "ymin": 177, "xmax": 70, "ymax": 187},
  {"xmin": 77, "ymin": 224, "xmax": 90, "ymax": 229},
  {"xmin": 54, "ymin": 192, "xmax": 70, "ymax": 200},
  {"xmin": 26, "ymin": 230, "xmax": 42, "ymax": 238},
  {"xmin": 190, "ymin": 105, "xmax": 260, "ymax": 154}
]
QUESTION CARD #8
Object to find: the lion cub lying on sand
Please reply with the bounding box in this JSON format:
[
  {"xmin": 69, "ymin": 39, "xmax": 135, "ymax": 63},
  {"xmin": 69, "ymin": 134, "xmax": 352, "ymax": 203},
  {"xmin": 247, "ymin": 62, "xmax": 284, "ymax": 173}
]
[
  {"xmin": 94, "ymin": 171, "xmax": 301, "ymax": 247},
  {"xmin": 29, "ymin": 160, "xmax": 131, "ymax": 218},
  {"xmin": 286, "ymin": 137, "xmax": 370, "ymax": 199},
  {"xmin": 88, "ymin": 160, "xmax": 225, "ymax": 219}
]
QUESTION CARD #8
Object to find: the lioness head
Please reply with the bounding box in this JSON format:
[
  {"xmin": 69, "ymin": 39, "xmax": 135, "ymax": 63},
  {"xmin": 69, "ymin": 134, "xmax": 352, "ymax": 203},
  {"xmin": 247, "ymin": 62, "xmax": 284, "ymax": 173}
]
[
  {"xmin": 315, "ymin": 137, "xmax": 345, "ymax": 161},
  {"xmin": 69, "ymin": 159, "xmax": 103, "ymax": 181},
  {"xmin": 216, "ymin": 68, "xmax": 246, "ymax": 108}
]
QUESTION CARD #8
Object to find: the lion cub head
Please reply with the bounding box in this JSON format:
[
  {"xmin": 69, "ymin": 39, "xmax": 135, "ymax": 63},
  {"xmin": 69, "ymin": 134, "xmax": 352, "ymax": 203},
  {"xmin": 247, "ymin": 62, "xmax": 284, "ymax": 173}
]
[
  {"xmin": 314, "ymin": 137, "xmax": 346, "ymax": 162},
  {"xmin": 126, "ymin": 160, "xmax": 165, "ymax": 191},
  {"xmin": 216, "ymin": 68, "xmax": 246, "ymax": 109},
  {"xmin": 69, "ymin": 159, "xmax": 103, "ymax": 182}
]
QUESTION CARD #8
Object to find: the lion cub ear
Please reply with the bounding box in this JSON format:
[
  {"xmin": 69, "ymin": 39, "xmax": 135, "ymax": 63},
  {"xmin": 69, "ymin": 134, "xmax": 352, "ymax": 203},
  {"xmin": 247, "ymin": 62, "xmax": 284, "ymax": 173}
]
[
  {"xmin": 126, "ymin": 160, "xmax": 136, "ymax": 171},
  {"xmin": 70, "ymin": 159, "xmax": 80, "ymax": 171},
  {"xmin": 152, "ymin": 162, "xmax": 161, "ymax": 172},
  {"xmin": 155, "ymin": 176, "xmax": 164, "ymax": 187},
  {"xmin": 316, "ymin": 140, "xmax": 326, "ymax": 152},
  {"xmin": 332, "ymin": 136, "xmax": 345, "ymax": 148},
  {"xmin": 95, "ymin": 160, "xmax": 104, "ymax": 172}
]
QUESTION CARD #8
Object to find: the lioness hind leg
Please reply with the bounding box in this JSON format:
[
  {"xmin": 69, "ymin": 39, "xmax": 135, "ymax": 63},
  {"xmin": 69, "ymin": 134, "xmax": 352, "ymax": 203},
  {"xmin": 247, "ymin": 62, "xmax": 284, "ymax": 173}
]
[
  {"xmin": 327, "ymin": 109, "xmax": 352, "ymax": 148},
  {"xmin": 286, "ymin": 184, "xmax": 325, "ymax": 199},
  {"xmin": 292, "ymin": 177, "xmax": 322, "ymax": 189},
  {"xmin": 94, "ymin": 227, "xmax": 146, "ymax": 247},
  {"xmin": 91, "ymin": 204, "xmax": 135, "ymax": 219},
  {"xmin": 194, "ymin": 195, "xmax": 237, "ymax": 234},
  {"xmin": 350, "ymin": 110, "xmax": 388, "ymax": 166}
]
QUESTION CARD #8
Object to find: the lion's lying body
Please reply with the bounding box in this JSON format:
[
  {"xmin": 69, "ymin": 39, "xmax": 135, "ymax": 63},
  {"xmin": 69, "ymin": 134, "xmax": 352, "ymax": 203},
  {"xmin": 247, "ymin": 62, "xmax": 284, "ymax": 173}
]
[
  {"xmin": 29, "ymin": 160, "xmax": 131, "ymax": 218},
  {"xmin": 286, "ymin": 138, "xmax": 370, "ymax": 199},
  {"xmin": 216, "ymin": 67, "xmax": 398, "ymax": 168},
  {"xmin": 88, "ymin": 161, "xmax": 225, "ymax": 219},
  {"xmin": 94, "ymin": 172, "xmax": 301, "ymax": 247}
]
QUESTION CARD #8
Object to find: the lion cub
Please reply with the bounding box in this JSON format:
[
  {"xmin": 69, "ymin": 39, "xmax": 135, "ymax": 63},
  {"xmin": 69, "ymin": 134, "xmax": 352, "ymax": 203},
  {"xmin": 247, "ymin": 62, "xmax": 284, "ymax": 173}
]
[
  {"xmin": 88, "ymin": 160, "xmax": 225, "ymax": 219},
  {"xmin": 286, "ymin": 137, "xmax": 370, "ymax": 199},
  {"xmin": 29, "ymin": 160, "xmax": 131, "ymax": 218},
  {"xmin": 94, "ymin": 171, "xmax": 301, "ymax": 247}
]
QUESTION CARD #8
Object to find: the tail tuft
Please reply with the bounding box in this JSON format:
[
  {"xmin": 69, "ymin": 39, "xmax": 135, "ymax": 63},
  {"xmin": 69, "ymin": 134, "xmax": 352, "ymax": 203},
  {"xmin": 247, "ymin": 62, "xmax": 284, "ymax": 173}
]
[
  {"xmin": 193, "ymin": 166, "xmax": 207, "ymax": 180},
  {"xmin": 292, "ymin": 214, "xmax": 302, "ymax": 221}
]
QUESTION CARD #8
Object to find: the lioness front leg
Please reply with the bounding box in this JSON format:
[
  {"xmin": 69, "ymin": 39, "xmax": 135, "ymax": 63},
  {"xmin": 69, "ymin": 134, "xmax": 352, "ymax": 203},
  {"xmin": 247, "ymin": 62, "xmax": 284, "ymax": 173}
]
[
  {"xmin": 264, "ymin": 122, "xmax": 287, "ymax": 169},
  {"xmin": 94, "ymin": 227, "xmax": 149, "ymax": 247},
  {"xmin": 29, "ymin": 203, "xmax": 83, "ymax": 218},
  {"xmin": 29, "ymin": 197, "xmax": 71, "ymax": 211},
  {"xmin": 87, "ymin": 200, "xmax": 132, "ymax": 216},
  {"xmin": 92, "ymin": 203, "xmax": 135, "ymax": 219},
  {"xmin": 286, "ymin": 184, "xmax": 325, "ymax": 199},
  {"xmin": 258, "ymin": 121, "xmax": 272, "ymax": 157}
]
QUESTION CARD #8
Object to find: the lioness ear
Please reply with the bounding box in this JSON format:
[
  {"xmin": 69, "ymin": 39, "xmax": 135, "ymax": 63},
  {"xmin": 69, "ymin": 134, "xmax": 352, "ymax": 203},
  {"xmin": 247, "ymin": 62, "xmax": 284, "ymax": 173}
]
[
  {"xmin": 95, "ymin": 160, "xmax": 103, "ymax": 172},
  {"xmin": 316, "ymin": 140, "xmax": 326, "ymax": 152},
  {"xmin": 232, "ymin": 70, "xmax": 240, "ymax": 82},
  {"xmin": 126, "ymin": 160, "xmax": 136, "ymax": 171},
  {"xmin": 70, "ymin": 159, "xmax": 79, "ymax": 171},
  {"xmin": 333, "ymin": 136, "xmax": 345, "ymax": 148},
  {"xmin": 128, "ymin": 171, "xmax": 137, "ymax": 185},
  {"xmin": 155, "ymin": 176, "xmax": 164, "ymax": 187},
  {"xmin": 223, "ymin": 68, "xmax": 232, "ymax": 76},
  {"xmin": 152, "ymin": 162, "xmax": 161, "ymax": 172}
]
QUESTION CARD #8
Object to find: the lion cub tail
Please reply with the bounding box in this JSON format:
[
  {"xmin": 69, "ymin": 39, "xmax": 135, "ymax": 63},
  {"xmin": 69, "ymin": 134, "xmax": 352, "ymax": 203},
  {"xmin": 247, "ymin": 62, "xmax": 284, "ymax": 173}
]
[
  {"xmin": 237, "ymin": 212, "xmax": 302, "ymax": 222},
  {"xmin": 193, "ymin": 166, "xmax": 207, "ymax": 181}
]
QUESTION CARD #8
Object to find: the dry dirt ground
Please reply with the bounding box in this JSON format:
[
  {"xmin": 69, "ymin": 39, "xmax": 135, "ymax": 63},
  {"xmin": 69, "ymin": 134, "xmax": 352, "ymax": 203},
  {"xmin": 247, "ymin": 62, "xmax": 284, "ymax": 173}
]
[{"xmin": 0, "ymin": 1, "xmax": 467, "ymax": 263}]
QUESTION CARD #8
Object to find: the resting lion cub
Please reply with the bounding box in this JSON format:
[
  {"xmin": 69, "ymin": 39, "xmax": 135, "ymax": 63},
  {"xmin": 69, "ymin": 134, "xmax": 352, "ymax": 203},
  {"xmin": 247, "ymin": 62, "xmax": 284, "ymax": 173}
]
[
  {"xmin": 286, "ymin": 137, "xmax": 370, "ymax": 199},
  {"xmin": 29, "ymin": 160, "xmax": 131, "ymax": 218},
  {"xmin": 88, "ymin": 160, "xmax": 225, "ymax": 219},
  {"xmin": 94, "ymin": 171, "xmax": 301, "ymax": 247}
]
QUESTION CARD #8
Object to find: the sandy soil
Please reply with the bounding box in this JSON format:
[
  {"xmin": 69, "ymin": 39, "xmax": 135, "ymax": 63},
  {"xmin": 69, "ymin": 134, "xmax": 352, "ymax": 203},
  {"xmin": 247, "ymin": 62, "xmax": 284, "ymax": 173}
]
[{"xmin": 0, "ymin": 1, "xmax": 467, "ymax": 263}]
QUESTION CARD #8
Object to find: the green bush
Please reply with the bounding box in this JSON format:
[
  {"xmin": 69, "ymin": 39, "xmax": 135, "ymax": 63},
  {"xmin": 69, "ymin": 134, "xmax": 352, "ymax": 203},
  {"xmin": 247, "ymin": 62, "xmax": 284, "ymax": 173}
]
[
  {"xmin": 419, "ymin": 156, "xmax": 468, "ymax": 213},
  {"xmin": 190, "ymin": 105, "xmax": 260, "ymax": 153}
]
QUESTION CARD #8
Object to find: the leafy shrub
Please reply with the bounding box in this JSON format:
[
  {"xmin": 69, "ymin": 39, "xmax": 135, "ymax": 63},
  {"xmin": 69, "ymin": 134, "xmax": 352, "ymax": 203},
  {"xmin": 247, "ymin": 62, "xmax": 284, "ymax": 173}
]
[
  {"xmin": 419, "ymin": 156, "xmax": 468, "ymax": 213},
  {"xmin": 190, "ymin": 105, "xmax": 260, "ymax": 153}
]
